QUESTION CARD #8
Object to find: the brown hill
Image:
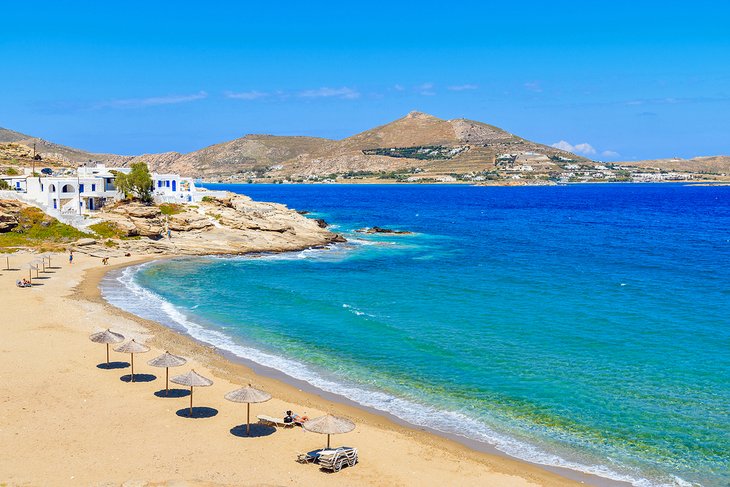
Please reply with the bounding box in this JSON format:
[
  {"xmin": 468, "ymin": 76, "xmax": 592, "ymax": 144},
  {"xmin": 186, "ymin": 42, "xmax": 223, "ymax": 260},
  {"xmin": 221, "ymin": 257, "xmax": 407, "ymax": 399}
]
[
  {"xmin": 618, "ymin": 156, "xmax": 730, "ymax": 175},
  {"xmin": 277, "ymin": 111, "xmax": 584, "ymax": 178},
  {"xmin": 0, "ymin": 114, "xmax": 583, "ymax": 178},
  {"xmin": 0, "ymin": 128, "xmax": 120, "ymax": 164},
  {"xmin": 171, "ymin": 134, "xmax": 331, "ymax": 178},
  {"xmin": 13, "ymin": 115, "xmax": 729, "ymax": 183}
]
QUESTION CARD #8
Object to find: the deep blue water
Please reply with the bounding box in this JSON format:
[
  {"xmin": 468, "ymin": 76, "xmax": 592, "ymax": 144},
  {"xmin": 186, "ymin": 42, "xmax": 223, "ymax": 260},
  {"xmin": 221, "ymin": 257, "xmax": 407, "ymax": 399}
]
[{"xmin": 103, "ymin": 183, "xmax": 730, "ymax": 486}]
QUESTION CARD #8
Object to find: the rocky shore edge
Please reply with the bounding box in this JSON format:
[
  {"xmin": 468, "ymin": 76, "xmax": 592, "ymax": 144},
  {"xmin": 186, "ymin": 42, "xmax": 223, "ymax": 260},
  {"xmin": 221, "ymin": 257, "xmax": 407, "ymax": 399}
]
[{"xmin": 0, "ymin": 192, "xmax": 345, "ymax": 257}]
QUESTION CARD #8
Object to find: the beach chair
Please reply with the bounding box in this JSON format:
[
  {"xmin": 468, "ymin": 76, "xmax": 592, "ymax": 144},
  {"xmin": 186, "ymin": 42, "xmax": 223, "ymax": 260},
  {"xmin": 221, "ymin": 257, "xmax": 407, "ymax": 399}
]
[
  {"xmin": 317, "ymin": 447, "xmax": 358, "ymax": 472},
  {"xmin": 256, "ymin": 414, "xmax": 294, "ymax": 429},
  {"xmin": 297, "ymin": 449, "xmax": 324, "ymax": 464}
]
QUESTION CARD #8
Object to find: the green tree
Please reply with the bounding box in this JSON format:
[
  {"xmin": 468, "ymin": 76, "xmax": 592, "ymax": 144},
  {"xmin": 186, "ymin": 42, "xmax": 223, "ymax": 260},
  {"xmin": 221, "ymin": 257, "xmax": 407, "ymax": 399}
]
[
  {"xmin": 113, "ymin": 162, "xmax": 154, "ymax": 203},
  {"xmin": 0, "ymin": 179, "xmax": 10, "ymax": 190}
]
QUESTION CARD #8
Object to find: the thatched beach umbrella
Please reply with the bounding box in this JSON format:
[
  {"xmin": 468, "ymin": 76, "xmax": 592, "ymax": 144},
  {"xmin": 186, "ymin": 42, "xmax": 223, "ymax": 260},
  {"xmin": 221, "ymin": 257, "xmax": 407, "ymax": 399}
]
[
  {"xmin": 27, "ymin": 263, "xmax": 38, "ymax": 281},
  {"xmin": 171, "ymin": 369, "xmax": 213, "ymax": 417},
  {"xmin": 224, "ymin": 384, "xmax": 272, "ymax": 435},
  {"xmin": 303, "ymin": 414, "xmax": 356, "ymax": 449},
  {"xmin": 148, "ymin": 351, "xmax": 187, "ymax": 395},
  {"xmin": 89, "ymin": 328, "xmax": 125, "ymax": 365},
  {"xmin": 114, "ymin": 339, "xmax": 150, "ymax": 382}
]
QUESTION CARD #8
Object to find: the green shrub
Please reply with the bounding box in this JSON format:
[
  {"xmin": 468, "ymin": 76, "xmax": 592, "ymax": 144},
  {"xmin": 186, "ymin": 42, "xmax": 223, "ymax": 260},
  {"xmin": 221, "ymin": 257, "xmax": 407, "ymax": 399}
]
[
  {"xmin": 0, "ymin": 207, "xmax": 93, "ymax": 249},
  {"xmin": 89, "ymin": 221, "xmax": 124, "ymax": 239},
  {"xmin": 113, "ymin": 162, "xmax": 154, "ymax": 202},
  {"xmin": 159, "ymin": 203, "xmax": 183, "ymax": 215}
]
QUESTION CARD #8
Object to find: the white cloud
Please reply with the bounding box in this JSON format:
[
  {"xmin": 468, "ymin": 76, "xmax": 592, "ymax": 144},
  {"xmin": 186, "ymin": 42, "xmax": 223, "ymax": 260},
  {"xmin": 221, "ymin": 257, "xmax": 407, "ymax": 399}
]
[
  {"xmin": 225, "ymin": 90, "xmax": 270, "ymax": 100},
  {"xmin": 416, "ymin": 83, "xmax": 436, "ymax": 96},
  {"xmin": 393, "ymin": 84, "xmax": 405, "ymax": 91},
  {"xmin": 523, "ymin": 81, "xmax": 543, "ymax": 93},
  {"xmin": 448, "ymin": 84, "xmax": 478, "ymax": 91},
  {"xmin": 298, "ymin": 87, "xmax": 360, "ymax": 99},
  {"xmin": 551, "ymin": 140, "xmax": 597, "ymax": 156},
  {"xmin": 601, "ymin": 150, "xmax": 621, "ymax": 158},
  {"xmin": 95, "ymin": 91, "xmax": 208, "ymax": 109}
]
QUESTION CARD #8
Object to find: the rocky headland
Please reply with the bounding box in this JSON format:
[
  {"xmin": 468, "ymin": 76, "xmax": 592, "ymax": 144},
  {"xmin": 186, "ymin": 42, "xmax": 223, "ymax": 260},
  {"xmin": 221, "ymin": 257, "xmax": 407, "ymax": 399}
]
[{"xmin": 0, "ymin": 193, "xmax": 345, "ymax": 257}]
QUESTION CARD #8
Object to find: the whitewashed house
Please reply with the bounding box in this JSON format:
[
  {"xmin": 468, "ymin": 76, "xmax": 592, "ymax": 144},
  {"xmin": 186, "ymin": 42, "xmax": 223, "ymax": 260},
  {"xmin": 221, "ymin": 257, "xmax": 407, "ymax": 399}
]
[
  {"xmin": 24, "ymin": 165, "xmax": 124, "ymax": 214},
  {"xmin": 152, "ymin": 173, "xmax": 203, "ymax": 203},
  {"xmin": 0, "ymin": 175, "xmax": 28, "ymax": 191},
  {"xmin": 13, "ymin": 164, "xmax": 223, "ymax": 217}
]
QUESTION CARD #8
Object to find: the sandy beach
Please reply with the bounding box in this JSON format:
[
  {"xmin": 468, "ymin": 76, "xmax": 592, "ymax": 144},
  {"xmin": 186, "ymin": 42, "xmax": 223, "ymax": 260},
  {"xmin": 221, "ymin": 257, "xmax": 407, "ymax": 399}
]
[{"xmin": 0, "ymin": 252, "xmax": 581, "ymax": 487}]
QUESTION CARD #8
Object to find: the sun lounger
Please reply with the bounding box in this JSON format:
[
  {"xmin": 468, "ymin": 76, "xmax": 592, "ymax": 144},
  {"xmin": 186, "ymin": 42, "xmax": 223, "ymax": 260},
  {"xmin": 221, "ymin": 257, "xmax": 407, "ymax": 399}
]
[
  {"xmin": 317, "ymin": 447, "xmax": 358, "ymax": 472},
  {"xmin": 257, "ymin": 414, "xmax": 295, "ymax": 429},
  {"xmin": 297, "ymin": 449, "xmax": 325, "ymax": 463}
]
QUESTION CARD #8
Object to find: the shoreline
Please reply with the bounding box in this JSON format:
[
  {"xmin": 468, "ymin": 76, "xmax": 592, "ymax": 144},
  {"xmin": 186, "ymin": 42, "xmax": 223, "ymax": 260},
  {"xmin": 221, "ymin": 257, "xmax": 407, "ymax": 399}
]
[{"xmin": 90, "ymin": 255, "xmax": 630, "ymax": 487}]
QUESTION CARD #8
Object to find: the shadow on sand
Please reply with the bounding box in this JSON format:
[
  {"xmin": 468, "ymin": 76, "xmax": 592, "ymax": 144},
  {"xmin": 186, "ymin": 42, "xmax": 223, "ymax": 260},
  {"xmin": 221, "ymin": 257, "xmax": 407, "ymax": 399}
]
[
  {"xmin": 120, "ymin": 373, "xmax": 157, "ymax": 383},
  {"xmin": 230, "ymin": 423, "xmax": 276, "ymax": 438},
  {"xmin": 176, "ymin": 407, "xmax": 219, "ymax": 419},
  {"xmin": 97, "ymin": 361, "xmax": 130, "ymax": 370},
  {"xmin": 154, "ymin": 388, "xmax": 191, "ymax": 398}
]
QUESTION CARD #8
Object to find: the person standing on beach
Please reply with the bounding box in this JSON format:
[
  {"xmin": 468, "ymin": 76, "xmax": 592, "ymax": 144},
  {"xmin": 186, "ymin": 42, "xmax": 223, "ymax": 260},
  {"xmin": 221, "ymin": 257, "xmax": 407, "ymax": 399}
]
[{"xmin": 69, "ymin": 250, "xmax": 73, "ymax": 265}]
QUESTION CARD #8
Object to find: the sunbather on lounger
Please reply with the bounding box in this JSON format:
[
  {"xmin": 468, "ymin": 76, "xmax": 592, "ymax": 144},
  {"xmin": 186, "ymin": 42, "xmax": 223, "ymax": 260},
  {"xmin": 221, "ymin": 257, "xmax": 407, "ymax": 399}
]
[{"xmin": 285, "ymin": 410, "xmax": 309, "ymax": 425}]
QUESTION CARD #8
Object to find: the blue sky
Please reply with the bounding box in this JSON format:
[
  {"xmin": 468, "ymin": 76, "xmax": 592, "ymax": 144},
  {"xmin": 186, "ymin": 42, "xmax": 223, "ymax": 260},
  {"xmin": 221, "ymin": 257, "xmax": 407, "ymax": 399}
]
[{"xmin": 1, "ymin": 1, "xmax": 729, "ymax": 160}]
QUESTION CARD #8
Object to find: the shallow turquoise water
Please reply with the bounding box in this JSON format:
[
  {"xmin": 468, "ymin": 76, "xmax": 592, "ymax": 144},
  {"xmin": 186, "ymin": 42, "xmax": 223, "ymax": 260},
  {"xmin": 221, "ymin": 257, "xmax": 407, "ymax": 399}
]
[{"xmin": 103, "ymin": 184, "xmax": 730, "ymax": 486}]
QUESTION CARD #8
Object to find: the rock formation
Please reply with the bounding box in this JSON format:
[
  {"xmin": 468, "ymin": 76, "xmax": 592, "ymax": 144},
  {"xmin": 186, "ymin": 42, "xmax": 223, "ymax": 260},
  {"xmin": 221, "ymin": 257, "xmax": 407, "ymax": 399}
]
[
  {"xmin": 0, "ymin": 200, "xmax": 21, "ymax": 232},
  {"xmin": 76, "ymin": 193, "xmax": 345, "ymax": 256}
]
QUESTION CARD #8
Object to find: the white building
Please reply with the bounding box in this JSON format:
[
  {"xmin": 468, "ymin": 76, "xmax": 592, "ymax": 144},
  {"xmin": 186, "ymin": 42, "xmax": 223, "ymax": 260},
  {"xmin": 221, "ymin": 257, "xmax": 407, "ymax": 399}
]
[
  {"xmin": 9, "ymin": 164, "xmax": 224, "ymax": 217},
  {"xmin": 0, "ymin": 175, "xmax": 28, "ymax": 191},
  {"xmin": 24, "ymin": 165, "xmax": 124, "ymax": 214},
  {"xmin": 153, "ymin": 173, "xmax": 201, "ymax": 203}
]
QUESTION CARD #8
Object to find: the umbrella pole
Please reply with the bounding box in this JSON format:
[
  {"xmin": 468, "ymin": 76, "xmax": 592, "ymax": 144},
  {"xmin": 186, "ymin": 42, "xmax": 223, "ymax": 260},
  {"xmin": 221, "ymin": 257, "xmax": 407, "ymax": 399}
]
[
  {"xmin": 189, "ymin": 386, "xmax": 193, "ymax": 416},
  {"xmin": 327, "ymin": 434, "xmax": 331, "ymax": 449},
  {"xmin": 131, "ymin": 353, "xmax": 135, "ymax": 382},
  {"xmin": 247, "ymin": 403, "xmax": 251, "ymax": 436},
  {"xmin": 165, "ymin": 367, "xmax": 169, "ymax": 395},
  {"xmin": 106, "ymin": 343, "xmax": 110, "ymax": 365}
]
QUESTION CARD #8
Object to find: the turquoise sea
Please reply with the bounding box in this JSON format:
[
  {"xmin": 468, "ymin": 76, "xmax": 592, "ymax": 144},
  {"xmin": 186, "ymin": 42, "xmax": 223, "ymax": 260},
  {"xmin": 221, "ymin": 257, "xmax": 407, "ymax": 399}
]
[{"xmin": 102, "ymin": 183, "xmax": 730, "ymax": 486}]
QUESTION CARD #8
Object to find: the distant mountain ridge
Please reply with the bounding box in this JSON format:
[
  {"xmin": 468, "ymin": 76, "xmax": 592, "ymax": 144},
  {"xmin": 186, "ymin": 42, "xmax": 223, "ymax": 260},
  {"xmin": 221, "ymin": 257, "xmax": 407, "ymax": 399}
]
[
  {"xmin": 2, "ymin": 113, "xmax": 729, "ymax": 183},
  {"xmin": 0, "ymin": 112, "xmax": 580, "ymax": 177}
]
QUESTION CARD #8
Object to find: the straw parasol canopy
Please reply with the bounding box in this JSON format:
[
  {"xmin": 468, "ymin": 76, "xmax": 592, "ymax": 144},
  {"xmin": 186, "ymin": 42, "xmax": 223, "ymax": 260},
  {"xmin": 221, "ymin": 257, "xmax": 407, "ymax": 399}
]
[
  {"xmin": 114, "ymin": 339, "xmax": 150, "ymax": 382},
  {"xmin": 224, "ymin": 384, "xmax": 272, "ymax": 435},
  {"xmin": 171, "ymin": 369, "xmax": 213, "ymax": 416},
  {"xmin": 148, "ymin": 351, "xmax": 187, "ymax": 395},
  {"xmin": 89, "ymin": 329, "xmax": 125, "ymax": 365},
  {"xmin": 303, "ymin": 414, "xmax": 356, "ymax": 449},
  {"xmin": 27, "ymin": 262, "xmax": 38, "ymax": 281},
  {"xmin": 32, "ymin": 257, "xmax": 46, "ymax": 272}
]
